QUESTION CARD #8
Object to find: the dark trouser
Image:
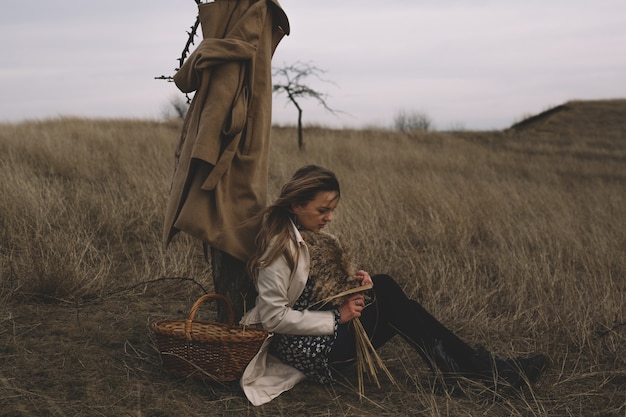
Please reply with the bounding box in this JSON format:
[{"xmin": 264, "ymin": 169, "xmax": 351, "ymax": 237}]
[{"xmin": 328, "ymin": 274, "xmax": 478, "ymax": 374}]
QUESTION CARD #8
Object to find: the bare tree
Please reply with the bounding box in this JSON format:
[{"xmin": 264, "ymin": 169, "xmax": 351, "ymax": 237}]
[
  {"xmin": 273, "ymin": 62, "xmax": 337, "ymax": 149},
  {"xmin": 162, "ymin": 95, "xmax": 191, "ymax": 121}
]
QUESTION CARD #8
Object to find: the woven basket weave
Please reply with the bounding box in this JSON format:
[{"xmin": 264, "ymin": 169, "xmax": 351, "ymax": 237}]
[{"xmin": 151, "ymin": 294, "xmax": 267, "ymax": 382}]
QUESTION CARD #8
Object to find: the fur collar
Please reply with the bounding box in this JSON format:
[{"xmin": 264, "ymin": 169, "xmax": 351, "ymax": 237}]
[{"xmin": 299, "ymin": 230, "xmax": 359, "ymax": 309}]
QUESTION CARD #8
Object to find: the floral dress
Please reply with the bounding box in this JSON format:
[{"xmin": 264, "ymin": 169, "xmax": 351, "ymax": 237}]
[{"xmin": 269, "ymin": 276, "xmax": 341, "ymax": 383}]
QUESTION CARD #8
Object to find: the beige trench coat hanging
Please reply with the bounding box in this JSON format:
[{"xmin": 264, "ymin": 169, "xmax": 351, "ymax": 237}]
[{"xmin": 163, "ymin": 0, "xmax": 289, "ymax": 261}]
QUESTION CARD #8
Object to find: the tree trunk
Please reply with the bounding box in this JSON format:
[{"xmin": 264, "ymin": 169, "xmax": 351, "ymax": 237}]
[
  {"xmin": 210, "ymin": 247, "xmax": 257, "ymax": 324},
  {"xmin": 297, "ymin": 108, "xmax": 304, "ymax": 150}
]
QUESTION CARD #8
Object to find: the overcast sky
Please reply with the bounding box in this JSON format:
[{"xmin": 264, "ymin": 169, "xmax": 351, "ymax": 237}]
[{"xmin": 2, "ymin": 0, "xmax": 625, "ymax": 130}]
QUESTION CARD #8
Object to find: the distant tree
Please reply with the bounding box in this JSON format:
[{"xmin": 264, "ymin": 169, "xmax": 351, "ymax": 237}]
[
  {"xmin": 273, "ymin": 62, "xmax": 337, "ymax": 150},
  {"xmin": 170, "ymin": 95, "xmax": 190, "ymax": 120},
  {"xmin": 393, "ymin": 109, "xmax": 432, "ymax": 133},
  {"xmin": 160, "ymin": 95, "xmax": 189, "ymax": 121}
]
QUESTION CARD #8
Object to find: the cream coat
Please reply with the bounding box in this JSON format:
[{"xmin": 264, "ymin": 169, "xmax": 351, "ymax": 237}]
[{"xmin": 240, "ymin": 221, "xmax": 336, "ymax": 405}]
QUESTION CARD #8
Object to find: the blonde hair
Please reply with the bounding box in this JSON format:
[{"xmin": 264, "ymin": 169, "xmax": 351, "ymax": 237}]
[{"xmin": 247, "ymin": 165, "xmax": 340, "ymax": 279}]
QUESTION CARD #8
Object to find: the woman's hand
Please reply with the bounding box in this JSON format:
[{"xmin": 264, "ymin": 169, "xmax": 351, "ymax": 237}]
[
  {"xmin": 337, "ymin": 271, "xmax": 372, "ymax": 323},
  {"xmin": 355, "ymin": 270, "xmax": 373, "ymax": 287},
  {"xmin": 337, "ymin": 294, "xmax": 365, "ymax": 324}
]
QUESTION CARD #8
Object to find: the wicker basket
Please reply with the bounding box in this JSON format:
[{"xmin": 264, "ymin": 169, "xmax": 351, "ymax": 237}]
[{"xmin": 151, "ymin": 294, "xmax": 267, "ymax": 382}]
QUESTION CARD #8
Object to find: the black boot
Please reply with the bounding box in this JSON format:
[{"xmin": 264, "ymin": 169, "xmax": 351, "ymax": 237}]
[
  {"xmin": 429, "ymin": 340, "xmax": 467, "ymax": 397},
  {"xmin": 471, "ymin": 346, "xmax": 548, "ymax": 390},
  {"xmin": 432, "ymin": 339, "xmax": 462, "ymax": 373}
]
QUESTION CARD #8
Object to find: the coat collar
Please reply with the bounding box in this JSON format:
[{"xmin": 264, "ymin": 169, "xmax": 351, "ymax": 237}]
[
  {"xmin": 289, "ymin": 219, "xmax": 305, "ymax": 246},
  {"xmin": 270, "ymin": 0, "xmax": 290, "ymax": 36}
]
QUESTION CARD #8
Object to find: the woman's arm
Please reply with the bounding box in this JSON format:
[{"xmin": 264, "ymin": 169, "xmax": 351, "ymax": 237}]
[{"xmin": 255, "ymin": 255, "xmax": 335, "ymax": 336}]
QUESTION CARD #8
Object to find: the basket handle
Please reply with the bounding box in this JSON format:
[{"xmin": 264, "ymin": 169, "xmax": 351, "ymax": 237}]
[{"xmin": 184, "ymin": 293, "xmax": 235, "ymax": 340}]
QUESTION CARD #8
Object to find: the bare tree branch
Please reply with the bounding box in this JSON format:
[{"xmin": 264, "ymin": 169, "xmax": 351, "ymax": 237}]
[{"xmin": 155, "ymin": 0, "xmax": 202, "ymax": 82}]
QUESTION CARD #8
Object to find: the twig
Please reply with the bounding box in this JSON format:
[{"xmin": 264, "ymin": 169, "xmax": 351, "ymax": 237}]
[
  {"xmin": 596, "ymin": 322, "xmax": 626, "ymax": 338},
  {"xmin": 105, "ymin": 277, "xmax": 209, "ymax": 297},
  {"xmin": 326, "ymin": 375, "xmax": 387, "ymax": 410},
  {"xmin": 553, "ymin": 369, "xmax": 626, "ymax": 386},
  {"xmin": 353, "ymin": 318, "xmax": 397, "ymax": 399},
  {"xmin": 155, "ymin": 0, "xmax": 202, "ymax": 81},
  {"xmin": 309, "ymin": 283, "xmax": 373, "ymax": 309},
  {"xmin": 178, "ymin": 14, "xmax": 201, "ymax": 69},
  {"xmin": 16, "ymin": 277, "xmax": 208, "ymax": 308}
]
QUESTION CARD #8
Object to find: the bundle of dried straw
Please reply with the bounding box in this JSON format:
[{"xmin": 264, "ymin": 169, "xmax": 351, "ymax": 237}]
[{"xmin": 300, "ymin": 230, "xmax": 397, "ymax": 396}]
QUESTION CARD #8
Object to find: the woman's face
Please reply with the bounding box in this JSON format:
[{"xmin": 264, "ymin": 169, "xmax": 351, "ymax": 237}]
[{"xmin": 292, "ymin": 191, "xmax": 339, "ymax": 232}]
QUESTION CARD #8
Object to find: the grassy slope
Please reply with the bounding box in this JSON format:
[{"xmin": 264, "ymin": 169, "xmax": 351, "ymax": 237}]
[{"xmin": 0, "ymin": 101, "xmax": 625, "ymax": 416}]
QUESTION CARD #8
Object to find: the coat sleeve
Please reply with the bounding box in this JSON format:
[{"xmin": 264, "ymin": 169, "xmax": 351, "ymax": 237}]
[
  {"xmin": 255, "ymin": 254, "xmax": 335, "ymax": 336},
  {"xmin": 173, "ymin": 38, "xmax": 257, "ymax": 94}
]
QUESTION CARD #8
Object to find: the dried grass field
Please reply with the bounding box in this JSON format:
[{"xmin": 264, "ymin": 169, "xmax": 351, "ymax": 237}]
[{"xmin": 1, "ymin": 100, "xmax": 625, "ymax": 416}]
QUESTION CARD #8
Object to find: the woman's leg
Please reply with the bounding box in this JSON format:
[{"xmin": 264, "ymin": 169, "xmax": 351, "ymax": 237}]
[
  {"xmin": 330, "ymin": 274, "xmax": 475, "ymax": 372},
  {"xmin": 329, "ymin": 274, "xmax": 547, "ymax": 389},
  {"xmin": 370, "ymin": 274, "xmax": 477, "ymax": 372}
]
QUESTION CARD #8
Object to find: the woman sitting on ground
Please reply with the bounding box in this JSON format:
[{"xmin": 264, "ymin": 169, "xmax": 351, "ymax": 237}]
[{"xmin": 240, "ymin": 165, "xmax": 547, "ymax": 406}]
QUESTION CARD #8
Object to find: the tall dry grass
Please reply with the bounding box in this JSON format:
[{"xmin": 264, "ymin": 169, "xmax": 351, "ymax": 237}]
[
  {"xmin": 0, "ymin": 118, "xmax": 211, "ymax": 302},
  {"xmin": 0, "ymin": 115, "xmax": 625, "ymax": 415}
]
